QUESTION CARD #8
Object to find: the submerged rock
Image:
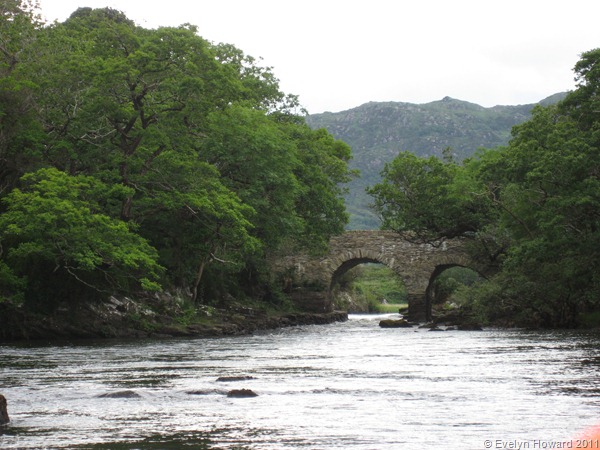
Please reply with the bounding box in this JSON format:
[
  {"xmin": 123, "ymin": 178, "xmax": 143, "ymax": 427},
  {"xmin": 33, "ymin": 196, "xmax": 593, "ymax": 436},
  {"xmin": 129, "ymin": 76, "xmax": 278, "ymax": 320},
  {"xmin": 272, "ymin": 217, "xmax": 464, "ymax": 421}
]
[
  {"xmin": 97, "ymin": 390, "xmax": 141, "ymax": 399},
  {"xmin": 0, "ymin": 394, "xmax": 9, "ymax": 425},
  {"xmin": 216, "ymin": 376, "xmax": 255, "ymax": 382},
  {"xmin": 226, "ymin": 389, "xmax": 258, "ymax": 398},
  {"xmin": 187, "ymin": 389, "xmax": 225, "ymax": 396},
  {"xmin": 379, "ymin": 318, "xmax": 412, "ymax": 328},
  {"xmin": 432, "ymin": 308, "xmax": 483, "ymax": 331}
]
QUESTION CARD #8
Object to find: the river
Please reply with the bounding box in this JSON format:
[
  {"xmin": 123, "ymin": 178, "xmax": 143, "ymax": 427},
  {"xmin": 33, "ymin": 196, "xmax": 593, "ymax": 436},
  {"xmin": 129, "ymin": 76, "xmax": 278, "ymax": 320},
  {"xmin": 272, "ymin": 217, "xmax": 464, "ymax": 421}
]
[{"xmin": 1, "ymin": 314, "xmax": 600, "ymax": 449}]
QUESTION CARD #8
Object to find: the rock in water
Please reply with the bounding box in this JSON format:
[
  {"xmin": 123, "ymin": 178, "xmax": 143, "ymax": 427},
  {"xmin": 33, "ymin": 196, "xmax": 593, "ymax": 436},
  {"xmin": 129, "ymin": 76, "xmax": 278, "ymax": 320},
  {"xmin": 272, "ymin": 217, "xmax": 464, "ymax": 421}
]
[
  {"xmin": 216, "ymin": 376, "xmax": 255, "ymax": 382},
  {"xmin": 227, "ymin": 389, "xmax": 258, "ymax": 398},
  {"xmin": 97, "ymin": 390, "xmax": 141, "ymax": 399},
  {"xmin": 0, "ymin": 394, "xmax": 9, "ymax": 424},
  {"xmin": 379, "ymin": 319, "xmax": 412, "ymax": 328}
]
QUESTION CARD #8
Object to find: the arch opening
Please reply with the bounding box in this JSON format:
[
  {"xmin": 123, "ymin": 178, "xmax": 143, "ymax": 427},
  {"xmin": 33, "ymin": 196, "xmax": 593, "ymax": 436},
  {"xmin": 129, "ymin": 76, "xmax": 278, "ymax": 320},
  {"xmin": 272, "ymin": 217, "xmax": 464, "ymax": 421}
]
[
  {"xmin": 330, "ymin": 259, "xmax": 407, "ymax": 314},
  {"xmin": 425, "ymin": 264, "xmax": 483, "ymax": 321},
  {"xmin": 329, "ymin": 257, "xmax": 380, "ymax": 290}
]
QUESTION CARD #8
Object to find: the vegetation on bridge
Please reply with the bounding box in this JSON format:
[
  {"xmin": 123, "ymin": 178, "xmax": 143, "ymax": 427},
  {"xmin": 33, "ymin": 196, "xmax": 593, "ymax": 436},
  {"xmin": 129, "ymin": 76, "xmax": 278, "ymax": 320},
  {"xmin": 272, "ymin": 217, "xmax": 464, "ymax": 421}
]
[{"xmin": 368, "ymin": 48, "xmax": 600, "ymax": 328}]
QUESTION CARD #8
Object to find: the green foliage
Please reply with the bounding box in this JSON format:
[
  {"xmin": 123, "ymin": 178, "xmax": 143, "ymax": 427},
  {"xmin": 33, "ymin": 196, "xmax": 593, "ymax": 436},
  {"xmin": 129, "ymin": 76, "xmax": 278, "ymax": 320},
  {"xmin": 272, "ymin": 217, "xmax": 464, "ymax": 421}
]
[
  {"xmin": 0, "ymin": 6, "xmax": 352, "ymax": 311},
  {"xmin": 287, "ymin": 125, "xmax": 354, "ymax": 251},
  {"xmin": 368, "ymin": 49, "xmax": 600, "ymax": 327},
  {"xmin": 368, "ymin": 151, "xmax": 490, "ymax": 242},
  {"xmin": 200, "ymin": 107, "xmax": 352, "ymax": 254},
  {"xmin": 0, "ymin": 168, "xmax": 163, "ymax": 304},
  {"xmin": 0, "ymin": 169, "xmax": 161, "ymax": 296},
  {"xmin": 0, "ymin": 0, "xmax": 47, "ymax": 194},
  {"xmin": 0, "ymin": 260, "xmax": 25, "ymax": 303},
  {"xmin": 431, "ymin": 267, "xmax": 481, "ymax": 305},
  {"xmin": 200, "ymin": 105, "xmax": 301, "ymax": 249},
  {"xmin": 560, "ymin": 48, "xmax": 600, "ymax": 131}
]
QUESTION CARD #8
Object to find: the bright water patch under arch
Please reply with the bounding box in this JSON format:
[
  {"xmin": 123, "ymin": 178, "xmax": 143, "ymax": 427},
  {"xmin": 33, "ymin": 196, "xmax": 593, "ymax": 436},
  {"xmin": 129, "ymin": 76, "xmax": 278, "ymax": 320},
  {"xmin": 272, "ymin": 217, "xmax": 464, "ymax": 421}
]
[{"xmin": 1, "ymin": 314, "xmax": 600, "ymax": 449}]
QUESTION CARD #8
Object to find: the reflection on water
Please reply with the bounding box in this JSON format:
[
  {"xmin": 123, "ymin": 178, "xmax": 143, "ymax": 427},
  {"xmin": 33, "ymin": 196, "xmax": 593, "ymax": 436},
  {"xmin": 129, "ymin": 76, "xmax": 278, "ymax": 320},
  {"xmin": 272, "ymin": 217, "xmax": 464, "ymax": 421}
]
[{"xmin": 1, "ymin": 315, "xmax": 600, "ymax": 449}]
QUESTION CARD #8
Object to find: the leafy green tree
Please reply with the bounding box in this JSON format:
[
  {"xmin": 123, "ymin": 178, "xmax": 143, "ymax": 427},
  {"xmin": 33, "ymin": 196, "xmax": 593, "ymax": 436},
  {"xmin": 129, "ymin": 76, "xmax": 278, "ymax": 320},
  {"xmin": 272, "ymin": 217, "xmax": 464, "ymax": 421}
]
[
  {"xmin": 0, "ymin": 168, "xmax": 162, "ymax": 306},
  {"xmin": 0, "ymin": 0, "xmax": 45, "ymax": 194},
  {"xmin": 482, "ymin": 105, "xmax": 600, "ymax": 326},
  {"xmin": 135, "ymin": 151, "xmax": 259, "ymax": 303},
  {"xmin": 0, "ymin": 6, "xmax": 354, "ymax": 310},
  {"xmin": 20, "ymin": 9, "xmax": 288, "ymax": 296},
  {"xmin": 213, "ymin": 43, "xmax": 304, "ymax": 114},
  {"xmin": 200, "ymin": 105, "xmax": 301, "ymax": 249},
  {"xmin": 201, "ymin": 107, "xmax": 354, "ymax": 252},
  {"xmin": 287, "ymin": 124, "xmax": 354, "ymax": 251},
  {"xmin": 0, "ymin": 0, "xmax": 43, "ymax": 74},
  {"xmin": 560, "ymin": 48, "xmax": 600, "ymax": 132},
  {"xmin": 367, "ymin": 151, "xmax": 489, "ymax": 242}
]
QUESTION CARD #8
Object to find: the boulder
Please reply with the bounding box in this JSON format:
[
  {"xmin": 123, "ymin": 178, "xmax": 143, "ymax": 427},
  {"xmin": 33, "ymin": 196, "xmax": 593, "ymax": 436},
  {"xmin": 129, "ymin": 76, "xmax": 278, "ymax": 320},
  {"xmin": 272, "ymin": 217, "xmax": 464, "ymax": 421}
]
[
  {"xmin": 0, "ymin": 394, "xmax": 9, "ymax": 425},
  {"xmin": 97, "ymin": 390, "xmax": 141, "ymax": 399},
  {"xmin": 379, "ymin": 319, "xmax": 412, "ymax": 328},
  {"xmin": 226, "ymin": 389, "xmax": 258, "ymax": 398}
]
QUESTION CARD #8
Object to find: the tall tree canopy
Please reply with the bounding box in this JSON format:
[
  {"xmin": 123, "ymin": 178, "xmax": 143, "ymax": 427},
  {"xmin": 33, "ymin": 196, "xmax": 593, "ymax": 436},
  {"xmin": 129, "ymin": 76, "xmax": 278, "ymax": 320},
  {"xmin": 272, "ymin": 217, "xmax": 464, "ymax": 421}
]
[{"xmin": 0, "ymin": 4, "xmax": 353, "ymax": 307}]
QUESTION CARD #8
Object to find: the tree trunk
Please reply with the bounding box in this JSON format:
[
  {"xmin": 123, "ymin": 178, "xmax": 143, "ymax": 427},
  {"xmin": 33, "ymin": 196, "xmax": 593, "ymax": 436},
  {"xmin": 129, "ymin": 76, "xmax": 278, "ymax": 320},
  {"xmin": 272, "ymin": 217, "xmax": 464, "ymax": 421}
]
[{"xmin": 191, "ymin": 257, "xmax": 208, "ymax": 304}]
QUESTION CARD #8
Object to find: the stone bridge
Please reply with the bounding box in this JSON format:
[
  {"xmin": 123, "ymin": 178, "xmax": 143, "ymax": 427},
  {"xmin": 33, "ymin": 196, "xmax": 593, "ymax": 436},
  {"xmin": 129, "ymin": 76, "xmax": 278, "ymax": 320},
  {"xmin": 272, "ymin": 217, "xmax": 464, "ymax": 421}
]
[{"xmin": 269, "ymin": 230, "xmax": 488, "ymax": 322}]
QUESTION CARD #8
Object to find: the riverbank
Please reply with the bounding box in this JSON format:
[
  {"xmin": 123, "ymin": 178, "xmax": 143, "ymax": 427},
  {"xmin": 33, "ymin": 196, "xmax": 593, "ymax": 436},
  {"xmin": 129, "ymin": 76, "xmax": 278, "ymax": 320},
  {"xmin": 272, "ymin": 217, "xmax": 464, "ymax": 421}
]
[{"xmin": 0, "ymin": 295, "xmax": 348, "ymax": 342}]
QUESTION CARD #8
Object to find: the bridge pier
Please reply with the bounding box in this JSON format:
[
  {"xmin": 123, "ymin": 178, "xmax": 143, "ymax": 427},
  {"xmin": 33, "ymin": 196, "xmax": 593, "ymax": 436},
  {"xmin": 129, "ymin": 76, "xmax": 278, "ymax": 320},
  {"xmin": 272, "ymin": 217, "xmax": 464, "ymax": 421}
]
[
  {"xmin": 288, "ymin": 289, "xmax": 333, "ymax": 313},
  {"xmin": 406, "ymin": 293, "xmax": 428, "ymax": 323}
]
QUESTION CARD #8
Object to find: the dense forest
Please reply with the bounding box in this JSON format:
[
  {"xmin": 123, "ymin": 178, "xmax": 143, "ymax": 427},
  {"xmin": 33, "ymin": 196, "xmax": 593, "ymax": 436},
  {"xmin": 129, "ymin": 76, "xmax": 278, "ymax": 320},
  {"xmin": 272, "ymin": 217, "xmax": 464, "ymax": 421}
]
[
  {"xmin": 0, "ymin": 2, "xmax": 353, "ymax": 316},
  {"xmin": 368, "ymin": 48, "xmax": 600, "ymax": 328}
]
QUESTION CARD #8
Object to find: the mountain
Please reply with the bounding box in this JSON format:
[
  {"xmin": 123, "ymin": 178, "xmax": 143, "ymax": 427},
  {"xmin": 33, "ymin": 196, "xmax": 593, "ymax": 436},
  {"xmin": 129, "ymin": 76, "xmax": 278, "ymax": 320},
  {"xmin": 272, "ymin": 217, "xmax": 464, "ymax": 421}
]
[{"xmin": 306, "ymin": 94, "xmax": 568, "ymax": 230}]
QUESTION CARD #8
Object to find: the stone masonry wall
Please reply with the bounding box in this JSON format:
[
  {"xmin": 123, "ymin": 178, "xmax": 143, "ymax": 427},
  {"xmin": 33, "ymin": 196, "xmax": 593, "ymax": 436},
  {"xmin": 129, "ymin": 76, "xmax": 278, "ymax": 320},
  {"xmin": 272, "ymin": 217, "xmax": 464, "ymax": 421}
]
[{"xmin": 269, "ymin": 231, "xmax": 477, "ymax": 321}]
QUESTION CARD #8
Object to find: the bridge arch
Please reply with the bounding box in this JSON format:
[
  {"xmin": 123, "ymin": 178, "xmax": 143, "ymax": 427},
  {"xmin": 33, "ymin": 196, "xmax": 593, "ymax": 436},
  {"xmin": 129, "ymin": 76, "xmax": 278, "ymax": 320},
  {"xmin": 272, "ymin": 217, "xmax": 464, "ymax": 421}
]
[
  {"xmin": 425, "ymin": 262, "xmax": 480, "ymax": 319},
  {"xmin": 269, "ymin": 231, "xmax": 490, "ymax": 322}
]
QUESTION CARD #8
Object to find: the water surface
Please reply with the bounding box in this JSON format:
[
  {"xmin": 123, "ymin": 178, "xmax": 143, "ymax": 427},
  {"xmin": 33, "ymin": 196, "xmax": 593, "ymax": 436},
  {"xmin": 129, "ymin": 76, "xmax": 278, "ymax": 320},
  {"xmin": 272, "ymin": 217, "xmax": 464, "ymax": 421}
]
[{"xmin": 1, "ymin": 314, "xmax": 599, "ymax": 449}]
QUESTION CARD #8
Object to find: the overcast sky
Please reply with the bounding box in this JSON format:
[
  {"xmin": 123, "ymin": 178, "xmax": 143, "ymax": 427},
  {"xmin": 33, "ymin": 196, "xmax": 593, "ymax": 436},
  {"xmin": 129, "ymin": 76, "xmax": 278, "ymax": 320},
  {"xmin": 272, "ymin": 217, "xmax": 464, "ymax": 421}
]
[{"xmin": 39, "ymin": 0, "xmax": 600, "ymax": 114}]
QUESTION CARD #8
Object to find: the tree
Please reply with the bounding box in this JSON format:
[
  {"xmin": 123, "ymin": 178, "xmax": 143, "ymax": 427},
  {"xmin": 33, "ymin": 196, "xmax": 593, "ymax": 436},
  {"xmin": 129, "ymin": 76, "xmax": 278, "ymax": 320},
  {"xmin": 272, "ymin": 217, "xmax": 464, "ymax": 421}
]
[
  {"xmin": 0, "ymin": 0, "xmax": 45, "ymax": 194},
  {"xmin": 481, "ymin": 105, "xmax": 600, "ymax": 326},
  {"xmin": 19, "ymin": 9, "xmax": 291, "ymax": 299},
  {"xmin": 200, "ymin": 105, "xmax": 301, "ymax": 250},
  {"xmin": 135, "ymin": 152, "xmax": 259, "ymax": 303},
  {"xmin": 288, "ymin": 124, "xmax": 354, "ymax": 251},
  {"xmin": 367, "ymin": 151, "xmax": 488, "ymax": 242},
  {"xmin": 0, "ymin": 6, "xmax": 354, "ymax": 309},
  {"xmin": 0, "ymin": 168, "xmax": 162, "ymax": 306},
  {"xmin": 200, "ymin": 107, "xmax": 354, "ymax": 255},
  {"xmin": 560, "ymin": 48, "xmax": 600, "ymax": 132}
]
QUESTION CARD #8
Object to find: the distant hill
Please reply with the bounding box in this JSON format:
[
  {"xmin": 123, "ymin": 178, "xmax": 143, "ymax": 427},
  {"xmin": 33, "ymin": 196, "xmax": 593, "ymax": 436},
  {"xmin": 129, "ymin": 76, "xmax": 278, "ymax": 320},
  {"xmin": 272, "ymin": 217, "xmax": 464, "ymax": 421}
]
[{"xmin": 306, "ymin": 94, "xmax": 568, "ymax": 229}]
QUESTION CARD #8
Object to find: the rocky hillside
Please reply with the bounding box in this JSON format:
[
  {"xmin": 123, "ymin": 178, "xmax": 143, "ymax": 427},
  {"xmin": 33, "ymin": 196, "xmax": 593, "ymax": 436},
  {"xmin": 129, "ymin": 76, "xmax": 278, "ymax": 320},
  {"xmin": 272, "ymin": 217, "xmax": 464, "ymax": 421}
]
[{"xmin": 306, "ymin": 93, "xmax": 567, "ymax": 229}]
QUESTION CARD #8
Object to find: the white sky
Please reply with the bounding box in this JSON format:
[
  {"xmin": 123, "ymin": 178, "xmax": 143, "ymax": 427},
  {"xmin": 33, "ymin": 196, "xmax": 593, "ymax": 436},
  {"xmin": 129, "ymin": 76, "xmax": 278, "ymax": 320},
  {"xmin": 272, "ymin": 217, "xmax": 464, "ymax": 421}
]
[{"xmin": 39, "ymin": 0, "xmax": 600, "ymax": 114}]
